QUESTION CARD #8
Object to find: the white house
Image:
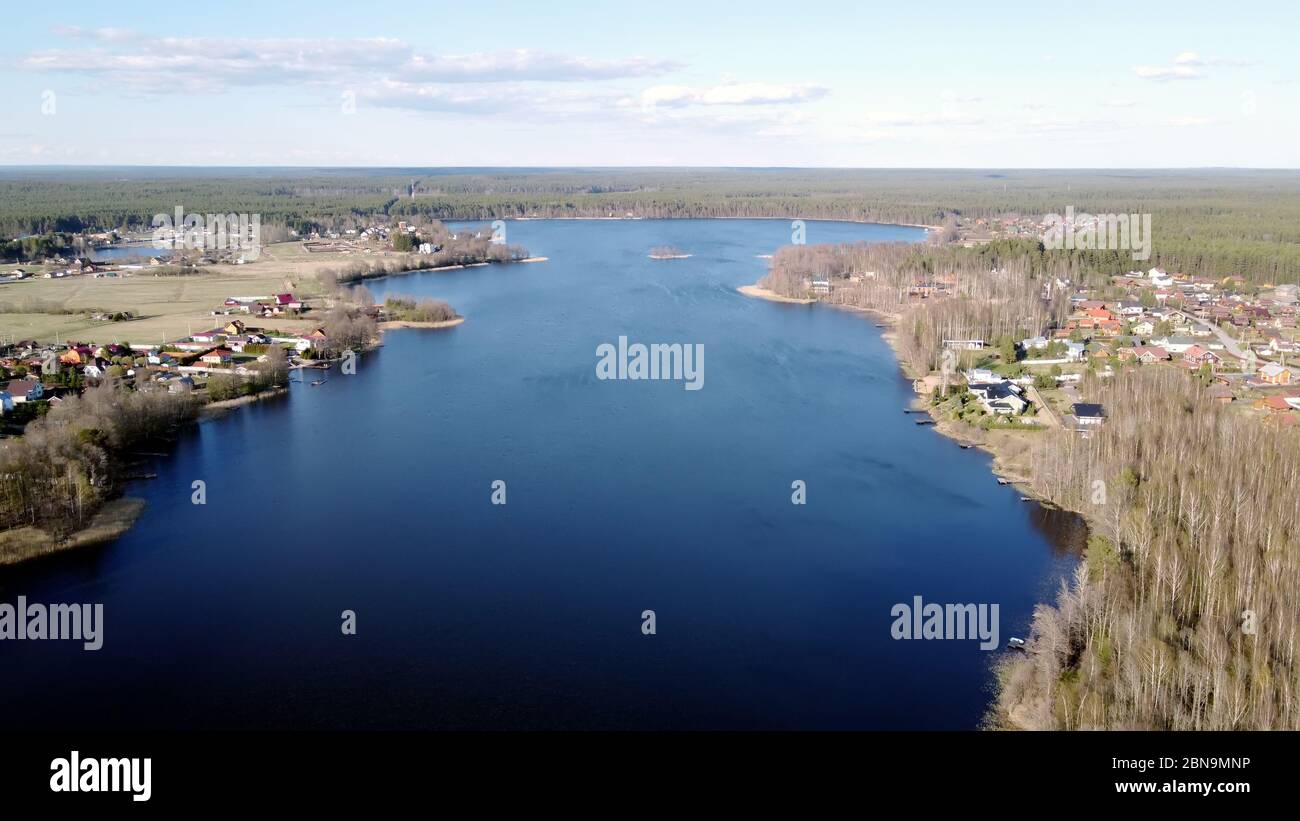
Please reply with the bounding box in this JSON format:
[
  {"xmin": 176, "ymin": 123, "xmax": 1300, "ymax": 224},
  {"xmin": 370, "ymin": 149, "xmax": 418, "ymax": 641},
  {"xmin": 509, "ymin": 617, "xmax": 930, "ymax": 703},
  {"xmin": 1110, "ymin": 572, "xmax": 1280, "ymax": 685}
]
[
  {"xmin": 1148, "ymin": 268, "xmax": 1174, "ymax": 287},
  {"xmin": 968, "ymin": 380, "xmax": 1028, "ymax": 415},
  {"xmin": 1154, "ymin": 336, "xmax": 1196, "ymax": 354}
]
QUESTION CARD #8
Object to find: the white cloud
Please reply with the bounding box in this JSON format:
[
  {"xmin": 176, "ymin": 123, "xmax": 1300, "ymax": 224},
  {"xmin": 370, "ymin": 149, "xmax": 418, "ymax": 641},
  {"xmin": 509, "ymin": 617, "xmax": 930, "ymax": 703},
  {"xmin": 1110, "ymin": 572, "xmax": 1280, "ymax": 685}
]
[
  {"xmin": 405, "ymin": 50, "xmax": 680, "ymax": 82},
  {"xmin": 1174, "ymin": 51, "xmax": 1258, "ymax": 67},
  {"xmin": 1134, "ymin": 65, "xmax": 1203, "ymax": 81},
  {"xmin": 18, "ymin": 30, "xmax": 680, "ymax": 90},
  {"xmin": 862, "ymin": 111, "xmax": 984, "ymax": 127},
  {"xmin": 639, "ymin": 83, "xmax": 828, "ymax": 108},
  {"xmin": 1135, "ymin": 51, "xmax": 1258, "ymax": 80}
]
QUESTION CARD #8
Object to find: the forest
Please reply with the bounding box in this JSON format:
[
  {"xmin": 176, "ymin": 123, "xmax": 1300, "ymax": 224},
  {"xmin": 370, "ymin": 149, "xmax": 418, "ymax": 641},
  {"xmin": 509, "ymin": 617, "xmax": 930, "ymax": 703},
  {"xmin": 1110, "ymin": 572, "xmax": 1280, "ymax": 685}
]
[
  {"xmin": 2, "ymin": 168, "xmax": 1299, "ymax": 282},
  {"xmin": 760, "ymin": 239, "xmax": 1073, "ymax": 373},
  {"xmin": 994, "ymin": 368, "xmax": 1300, "ymax": 730}
]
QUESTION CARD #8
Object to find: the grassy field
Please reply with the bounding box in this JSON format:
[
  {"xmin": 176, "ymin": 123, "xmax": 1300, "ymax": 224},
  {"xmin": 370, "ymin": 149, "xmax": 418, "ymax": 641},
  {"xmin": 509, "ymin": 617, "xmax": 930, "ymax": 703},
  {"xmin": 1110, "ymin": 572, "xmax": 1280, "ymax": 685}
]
[{"xmin": 0, "ymin": 242, "xmax": 334, "ymax": 344}]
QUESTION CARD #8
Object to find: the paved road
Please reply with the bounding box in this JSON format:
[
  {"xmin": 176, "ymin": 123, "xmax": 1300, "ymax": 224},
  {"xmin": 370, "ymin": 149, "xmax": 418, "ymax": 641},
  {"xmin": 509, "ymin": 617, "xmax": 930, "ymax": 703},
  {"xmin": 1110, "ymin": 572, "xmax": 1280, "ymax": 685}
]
[{"xmin": 1190, "ymin": 317, "xmax": 1247, "ymax": 360}]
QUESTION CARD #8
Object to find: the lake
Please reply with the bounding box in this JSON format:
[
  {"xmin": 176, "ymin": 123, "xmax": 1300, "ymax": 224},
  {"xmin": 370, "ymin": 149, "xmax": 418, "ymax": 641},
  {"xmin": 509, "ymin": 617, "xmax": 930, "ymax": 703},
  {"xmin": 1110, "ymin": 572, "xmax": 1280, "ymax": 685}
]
[
  {"xmin": 89, "ymin": 243, "xmax": 165, "ymax": 262},
  {"xmin": 0, "ymin": 219, "xmax": 1083, "ymax": 730}
]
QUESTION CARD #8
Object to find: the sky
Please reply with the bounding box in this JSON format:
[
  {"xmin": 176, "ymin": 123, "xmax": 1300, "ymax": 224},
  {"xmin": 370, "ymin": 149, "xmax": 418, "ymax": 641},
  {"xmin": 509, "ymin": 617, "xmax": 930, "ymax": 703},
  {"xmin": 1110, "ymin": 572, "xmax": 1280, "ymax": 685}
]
[{"xmin": 1, "ymin": 0, "xmax": 1296, "ymax": 167}]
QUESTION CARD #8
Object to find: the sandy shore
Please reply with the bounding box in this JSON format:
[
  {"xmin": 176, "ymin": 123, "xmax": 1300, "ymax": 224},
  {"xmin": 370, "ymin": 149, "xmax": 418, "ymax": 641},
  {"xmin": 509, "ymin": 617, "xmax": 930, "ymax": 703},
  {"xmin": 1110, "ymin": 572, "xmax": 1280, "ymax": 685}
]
[
  {"xmin": 378, "ymin": 317, "xmax": 465, "ymax": 331},
  {"xmin": 0, "ymin": 497, "xmax": 146, "ymax": 565},
  {"xmin": 737, "ymin": 283, "xmax": 815, "ymax": 304},
  {"xmin": 201, "ymin": 386, "xmax": 290, "ymax": 419}
]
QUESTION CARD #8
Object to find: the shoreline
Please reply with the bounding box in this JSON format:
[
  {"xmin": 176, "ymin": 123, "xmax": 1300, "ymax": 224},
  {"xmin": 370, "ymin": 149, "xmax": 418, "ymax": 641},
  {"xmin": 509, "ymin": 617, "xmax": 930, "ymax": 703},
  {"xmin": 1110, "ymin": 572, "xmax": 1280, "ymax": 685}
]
[
  {"xmin": 736, "ymin": 283, "xmax": 815, "ymax": 304},
  {"xmin": 200, "ymin": 385, "xmax": 290, "ymax": 419},
  {"xmin": 737, "ymin": 281, "xmax": 1049, "ymax": 498},
  {"xmin": 504, "ymin": 215, "xmax": 937, "ymax": 232},
  {"xmin": 340, "ymin": 255, "xmax": 538, "ymax": 287},
  {"xmin": 739, "ymin": 278, "xmax": 1085, "ymax": 730},
  {"xmin": 378, "ymin": 316, "xmax": 465, "ymax": 331},
  {"xmin": 0, "ymin": 497, "xmax": 146, "ymax": 566}
]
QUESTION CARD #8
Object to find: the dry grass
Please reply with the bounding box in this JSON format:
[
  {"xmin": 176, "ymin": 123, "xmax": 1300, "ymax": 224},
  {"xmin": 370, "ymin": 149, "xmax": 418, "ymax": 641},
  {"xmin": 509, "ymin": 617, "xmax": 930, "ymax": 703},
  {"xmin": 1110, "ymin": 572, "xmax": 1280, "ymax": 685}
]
[
  {"xmin": 0, "ymin": 241, "xmax": 344, "ymax": 344},
  {"xmin": 0, "ymin": 497, "xmax": 144, "ymax": 565}
]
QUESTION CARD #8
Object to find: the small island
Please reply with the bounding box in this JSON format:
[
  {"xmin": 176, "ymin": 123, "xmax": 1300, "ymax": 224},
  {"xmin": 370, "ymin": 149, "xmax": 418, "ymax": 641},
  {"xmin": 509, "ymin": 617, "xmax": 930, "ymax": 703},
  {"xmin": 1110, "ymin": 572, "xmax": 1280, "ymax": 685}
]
[{"xmin": 648, "ymin": 245, "xmax": 692, "ymax": 260}]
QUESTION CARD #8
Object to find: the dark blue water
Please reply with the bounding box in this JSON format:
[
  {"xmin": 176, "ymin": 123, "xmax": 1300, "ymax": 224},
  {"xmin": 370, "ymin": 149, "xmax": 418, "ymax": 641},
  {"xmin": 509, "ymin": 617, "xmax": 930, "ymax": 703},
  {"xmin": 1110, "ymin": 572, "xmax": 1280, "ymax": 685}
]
[{"xmin": 0, "ymin": 219, "xmax": 1082, "ymax": 730}]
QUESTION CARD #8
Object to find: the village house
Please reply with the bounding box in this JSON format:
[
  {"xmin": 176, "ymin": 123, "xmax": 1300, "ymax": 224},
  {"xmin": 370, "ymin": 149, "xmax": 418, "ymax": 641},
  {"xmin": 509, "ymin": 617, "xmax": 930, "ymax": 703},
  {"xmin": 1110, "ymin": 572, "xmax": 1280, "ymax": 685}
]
[
  {"xmin": 1155, "ymin": 335, "xmax": 1196, "ymax": 354},
  {"xmin": 1119, "ymin": 345, "xmax": 1170, "ymax": 364},
  {"xmin": 1182, "ymin": 345, "xmax": 1222, "ymax": 367},
  {"xmin": 964, "ymin": 370, "xmax": 1029, "ymax": 415},
  {"xmin": 1256, "ymin": 396, "xmax": 1295, "ymax": 415},
  {"xmin": 1, "ymin": 378, "xmax": 45, "ymax": 403},
  {"xmin": 200, "ymin": 348, "xmax": 234, "ymax": 366},
  {"xmin": 1258, "ymin": 362, "xmax": 1292, "ymax": 385},
  {"xmin": 1206, "ymin": 384, "xmax": 1235, "ymax": 404},
  {"xmin": 191, "ymin": 328, "xmax": 228, "ymax": 344},
  {"xmin": 295, "ymin": 328, "xmax": 329, "ymax": 353},
  {"xmin": 1072, "ymin": 403, "xmax": 1106, "ymax": 427}
]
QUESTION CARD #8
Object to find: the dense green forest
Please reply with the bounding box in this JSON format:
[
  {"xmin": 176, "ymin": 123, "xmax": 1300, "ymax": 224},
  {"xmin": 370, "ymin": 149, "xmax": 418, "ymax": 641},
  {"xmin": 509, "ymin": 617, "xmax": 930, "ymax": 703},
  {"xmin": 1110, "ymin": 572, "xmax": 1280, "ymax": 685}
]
[{"xmin": 2, "ymin": 167, "xmax": 1298, "ymax": 281}]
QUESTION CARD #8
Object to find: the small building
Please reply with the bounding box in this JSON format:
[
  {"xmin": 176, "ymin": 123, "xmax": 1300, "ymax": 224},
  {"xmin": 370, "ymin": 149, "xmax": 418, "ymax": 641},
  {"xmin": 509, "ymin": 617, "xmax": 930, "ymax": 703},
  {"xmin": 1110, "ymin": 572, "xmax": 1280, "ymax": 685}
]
[
  {"xmin": 200, "ymin": 348, "xmax": 234, "ymax": 365},
  {"xmin": 1205, "ymin": 385, "xmax": 1235, "ymax": 404},
  {"xmin": 1258, "ymin": 362, "xmax": 1292, "ymax": 385},
  {"xmin": 1182, "ymin": 345, "xmax": 1222, "ymax": 367},
  {"xmin": 1, "ymin": 378, "xmax": 45, "ymax": 403},
  {"xmin": 1072, "ymin": 403, "xmax": 1106, "ymax": 426}
]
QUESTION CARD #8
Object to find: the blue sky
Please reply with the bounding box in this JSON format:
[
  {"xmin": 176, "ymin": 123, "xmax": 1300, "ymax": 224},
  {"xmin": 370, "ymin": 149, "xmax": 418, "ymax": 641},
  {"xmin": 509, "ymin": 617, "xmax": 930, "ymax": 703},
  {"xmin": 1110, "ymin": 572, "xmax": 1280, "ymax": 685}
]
[{"xmin": 1, "ymin": 0, "xmax": 1296, "ymax": 167}]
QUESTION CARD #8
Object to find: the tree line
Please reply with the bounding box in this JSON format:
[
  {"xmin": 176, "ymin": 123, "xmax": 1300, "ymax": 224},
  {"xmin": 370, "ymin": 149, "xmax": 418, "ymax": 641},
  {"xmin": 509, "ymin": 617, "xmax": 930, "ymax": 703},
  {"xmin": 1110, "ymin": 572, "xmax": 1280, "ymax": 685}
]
[
  {"xmin": 4, "ymin": 168, "xmax": 1300, "ymax": 282},
  {"xmin": 994, "ymin": 368, "xmax": 1300, "ymax": 729}
]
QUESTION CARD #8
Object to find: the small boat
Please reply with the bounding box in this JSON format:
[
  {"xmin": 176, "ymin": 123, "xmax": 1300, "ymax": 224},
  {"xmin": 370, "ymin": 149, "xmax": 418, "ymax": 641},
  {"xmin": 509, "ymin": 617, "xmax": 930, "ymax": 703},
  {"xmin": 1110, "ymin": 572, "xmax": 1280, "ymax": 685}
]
[
  {"xmin": 310, "ymin": 379, "xmax": 327, "ymax": 386},
  {"xmin": 1007, "ymin": 637, "xmax": 1026, "ymax": 650},
  {"xmin": 958, "ymin": 444, "xmax": 973, "ymax": 449},
  {"xmin": 915, "ymin": 419, "xmax": 935, "ymax": 426},
  {"xmin": 1020, "ymin": 496, "xmax": 1034, "ymax": 502},
  {"xmin": 996, "ymin": 478, "xmax": 1011, "ymax": 485}
]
